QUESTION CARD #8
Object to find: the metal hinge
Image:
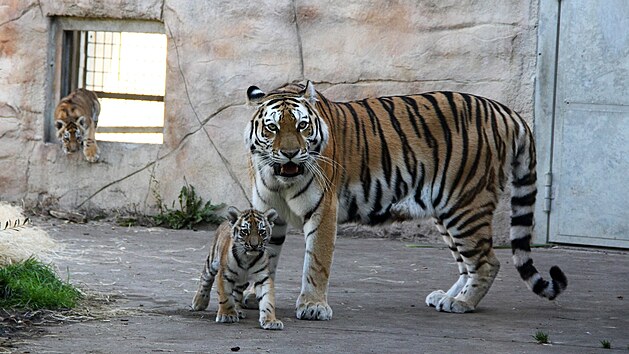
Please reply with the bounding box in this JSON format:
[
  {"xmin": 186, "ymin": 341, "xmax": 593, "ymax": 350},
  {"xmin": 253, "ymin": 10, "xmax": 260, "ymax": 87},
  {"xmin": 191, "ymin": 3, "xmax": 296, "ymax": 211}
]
[{"xmin": 543, "ymin": 172, "xmax": 553, "ymax": 213}]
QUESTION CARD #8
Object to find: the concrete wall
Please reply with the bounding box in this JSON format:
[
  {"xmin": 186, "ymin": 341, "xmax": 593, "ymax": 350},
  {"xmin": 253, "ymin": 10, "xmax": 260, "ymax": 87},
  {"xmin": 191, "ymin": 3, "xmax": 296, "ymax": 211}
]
[{"xmin": 0, "ymin": 1, "xmax": 539, "ymax": 233}]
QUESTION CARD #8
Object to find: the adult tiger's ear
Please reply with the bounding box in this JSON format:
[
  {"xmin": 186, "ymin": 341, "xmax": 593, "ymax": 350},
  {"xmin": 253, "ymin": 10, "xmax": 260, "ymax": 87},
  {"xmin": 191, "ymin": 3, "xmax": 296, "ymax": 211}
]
[
  {"xmin": 302, "ymin": 80, "xmax": 318, "ymax": 105},
  {"xmin": 247, "ymin": 86, "xmax": 266, "ymax": 105},
  {"xmin": 226, "ymin": 206, "xmax": 241, "ymax": 226}
]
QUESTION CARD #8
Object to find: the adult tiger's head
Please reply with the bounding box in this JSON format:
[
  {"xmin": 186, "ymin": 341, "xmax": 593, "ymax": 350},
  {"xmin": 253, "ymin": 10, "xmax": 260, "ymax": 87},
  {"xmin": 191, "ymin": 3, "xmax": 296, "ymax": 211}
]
[{"xmin": 244, "ymin": 81, "xmax": 329, "ymax": 183}]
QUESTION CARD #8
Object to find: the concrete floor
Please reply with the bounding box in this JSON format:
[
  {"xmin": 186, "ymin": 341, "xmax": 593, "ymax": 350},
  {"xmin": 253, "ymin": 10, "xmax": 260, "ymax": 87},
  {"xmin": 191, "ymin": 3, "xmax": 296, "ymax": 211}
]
[{"xmin": 12, "ymin": 219, "xmax": 629, "ymax": 353}]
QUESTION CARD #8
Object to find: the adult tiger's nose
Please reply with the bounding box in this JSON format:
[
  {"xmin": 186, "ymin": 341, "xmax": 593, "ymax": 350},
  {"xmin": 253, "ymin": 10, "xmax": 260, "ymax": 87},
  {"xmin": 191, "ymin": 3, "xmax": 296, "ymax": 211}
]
[{"xmin": 281, "ymin": 149, "xmax": 299, "ymax": 159}]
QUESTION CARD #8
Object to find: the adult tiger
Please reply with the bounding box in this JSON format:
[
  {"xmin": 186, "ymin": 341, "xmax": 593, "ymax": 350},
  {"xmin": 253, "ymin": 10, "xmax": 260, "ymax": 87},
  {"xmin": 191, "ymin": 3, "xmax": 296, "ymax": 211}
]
[
  {"xmin": 54, "ymin": 88, "xmax": 101, "ymax": 163},
  {"xmin": 244, "ymin": 81, "xmax": 567, "ymax": 319}
]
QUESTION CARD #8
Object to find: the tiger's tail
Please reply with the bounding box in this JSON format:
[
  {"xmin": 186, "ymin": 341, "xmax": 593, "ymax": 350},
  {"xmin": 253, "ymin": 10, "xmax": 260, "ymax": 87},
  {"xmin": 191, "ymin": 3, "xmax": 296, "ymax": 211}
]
[{"xmin": 509, "ymin": 121, "xmax": 567, "ymax": 300}]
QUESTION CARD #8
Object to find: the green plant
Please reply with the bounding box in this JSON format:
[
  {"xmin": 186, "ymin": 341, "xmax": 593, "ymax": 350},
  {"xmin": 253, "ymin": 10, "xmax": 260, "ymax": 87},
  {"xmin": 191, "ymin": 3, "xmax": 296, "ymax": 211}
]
[
  {"xmin": 0, "ymin": 258, "xmax": 82, "ymax": 310},
  {"xmin": 533, "ymin": 330, "xmax": 550, "ymax": 344},
  {"xmin": 153, "ymin": 180, "xmax": 225, "ymax": 230},
  {"xmin": 600, "ymin": 339, "xmax": 611, "ymax": 349}
]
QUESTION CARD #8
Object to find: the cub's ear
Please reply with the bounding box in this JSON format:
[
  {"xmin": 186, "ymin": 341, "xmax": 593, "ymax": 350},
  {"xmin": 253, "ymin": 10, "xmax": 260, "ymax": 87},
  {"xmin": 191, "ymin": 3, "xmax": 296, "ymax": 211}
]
[
  {"xmin": 247, "ymin": 86, "xmax": 266, "ymax": 105},
  {"xmin": 77, "ymin": 116, "xmax": 89, "ymax": 129},
  {"xmin": 264, "ymin": 208, "xmax": 279, "ymax": 224},
  {"xmin": 226, "ymin": 206, "xmax": 241, "ymax": 225},
  {"xmin": 302, "ymin": 80, "xmax": 318, "ymax": 105},
  {"xmin": 55, "ymin": 120, "xmax": 65, "ymax": 131}
]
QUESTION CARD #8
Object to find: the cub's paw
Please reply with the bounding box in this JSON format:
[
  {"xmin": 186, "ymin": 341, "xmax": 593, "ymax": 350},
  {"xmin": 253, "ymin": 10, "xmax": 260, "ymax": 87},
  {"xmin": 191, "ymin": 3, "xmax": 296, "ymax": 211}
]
[
  {"xmin": 83, "ymin": 146, "xmax": 100, "ymax": 163},
  {"xmin": 435, "ymin": 296, "xmax": 475, "ymax": 313},
  {"xmin": 241, "ymin": 290, "xmax": 259, "ymax": 309},
  {"xmin": 295, "ymin": 300, "xmax": 333, "ymax": 321},
  {"xmin": 191, "ymin": 293, "xmax": 209, "ymax": 311},
  {"xmin": 216, "ymin": 311, "xmax": 240, "ymax": 323},
  {"xmin": 425, "ymin": 290, "xmax": 447, "ymax": 307},
  {"xmin": 260, "ymin": 318, "xmax": 284, "ymax": 330},
  {"xmin": 236, "ymin": 308, "xmax": 246, "ymax": 319}
]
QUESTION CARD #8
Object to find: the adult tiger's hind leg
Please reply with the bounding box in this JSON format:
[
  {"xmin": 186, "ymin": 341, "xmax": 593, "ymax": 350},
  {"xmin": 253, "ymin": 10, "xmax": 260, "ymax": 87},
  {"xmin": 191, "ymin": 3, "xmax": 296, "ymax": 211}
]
[
  {"xmin": 433, "ymin": 209, "xmax": 500, "ymax": 313},
  {"xmin": 425, "ymin": 219, "xmax": 469, "ymax": 307}
]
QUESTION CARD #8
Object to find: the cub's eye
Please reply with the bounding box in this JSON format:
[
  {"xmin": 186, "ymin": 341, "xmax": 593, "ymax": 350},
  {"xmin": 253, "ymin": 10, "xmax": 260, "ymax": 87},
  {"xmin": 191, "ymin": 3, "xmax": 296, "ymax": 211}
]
[
  {"xmin": 266, "ymin": 123, "xmax": 278, "ymax": 132},
  {"xmin": 297, "ymin": 121, "xmax": 309, "ymax": 130}
]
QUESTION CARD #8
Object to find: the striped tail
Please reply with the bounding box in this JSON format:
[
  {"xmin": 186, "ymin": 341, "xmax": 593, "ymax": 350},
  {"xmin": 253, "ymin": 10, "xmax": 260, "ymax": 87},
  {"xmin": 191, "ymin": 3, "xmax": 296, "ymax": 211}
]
[{"xmin": 510, "ymin": 123, "xmax": 567, "ymax": 300}]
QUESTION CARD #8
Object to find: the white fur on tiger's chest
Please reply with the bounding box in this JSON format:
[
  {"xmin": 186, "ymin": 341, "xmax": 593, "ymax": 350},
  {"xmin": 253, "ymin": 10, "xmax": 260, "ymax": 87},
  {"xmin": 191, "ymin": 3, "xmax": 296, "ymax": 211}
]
[{"xmin": 252, "ymin": 167, "xmax": 324, "ymax": 228}]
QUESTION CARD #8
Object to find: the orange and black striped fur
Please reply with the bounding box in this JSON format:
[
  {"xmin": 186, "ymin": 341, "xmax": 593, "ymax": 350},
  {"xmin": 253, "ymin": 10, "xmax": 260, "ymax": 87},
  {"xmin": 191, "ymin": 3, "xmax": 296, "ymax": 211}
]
[
  {"xmin": 191, "ymin": 206, "xmax": 283, "ymax": 330},
  {"xmin": 244, "ymin": 81, "xmax": 567, "ymax": 319},
  {"xmin": 54, "ymin": 88, "xmax": 100, "ymax": 162}
]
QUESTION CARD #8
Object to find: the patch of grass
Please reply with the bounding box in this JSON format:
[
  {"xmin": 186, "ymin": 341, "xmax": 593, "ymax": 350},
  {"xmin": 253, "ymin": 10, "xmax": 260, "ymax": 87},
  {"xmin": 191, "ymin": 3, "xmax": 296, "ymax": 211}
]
[
  {"xmin": 115, "ymin": 216, "xmax": 140, "ymax": 227},
  {"xmin": 153, "ymin": 181, "xmax": 225, "ymax": 230},
  {"xmin": 0, "ymin": 258, "xmax": 82, "ymax": 310},
  {"xmin": 600, "ymin": 339, "xmax": 611, "ymax": 349},
  {"xmin": 533, "ymin": 330, "xmax": 550, "ymax": 344}
]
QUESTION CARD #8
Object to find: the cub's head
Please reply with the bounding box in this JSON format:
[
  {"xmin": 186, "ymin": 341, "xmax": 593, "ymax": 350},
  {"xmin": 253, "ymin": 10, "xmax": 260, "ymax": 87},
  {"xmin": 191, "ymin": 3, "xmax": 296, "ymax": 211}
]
[
  {"xmin": 245, "ymin": 81, "xmax": 329, "ymax": 181},
  {"xmin": 54, "ymin": 103, "xmax": 90, "ymax": 154},
  {"xmin": 226, "ymin": 206, "xmax": 278, "ymax": 255}
]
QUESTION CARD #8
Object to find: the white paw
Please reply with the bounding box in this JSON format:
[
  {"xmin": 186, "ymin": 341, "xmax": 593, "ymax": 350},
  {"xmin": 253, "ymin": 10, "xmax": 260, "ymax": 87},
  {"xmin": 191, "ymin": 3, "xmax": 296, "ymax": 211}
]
[
  {"xmin": 435, "ymin": 296, "xmax": 475, "ymax": 313},
  {"xmin": 425, "ymin": 290, "xmax": 447, "ymax": 307},
  {"xmin": 260, "ymin": 318, "xmax": 284, "ymax": 330},
  {"xmin": 295, "ymin": 301, "xmax": 333, "ymax": 320},
  {"xmin": 216, "ymin": 313, "xmax": 240, "ymax": 323}
]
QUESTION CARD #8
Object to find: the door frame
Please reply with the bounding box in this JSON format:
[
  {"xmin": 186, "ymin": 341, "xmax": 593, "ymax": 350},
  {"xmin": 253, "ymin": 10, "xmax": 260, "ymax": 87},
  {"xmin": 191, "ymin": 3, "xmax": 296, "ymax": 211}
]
[{"xmin": 533, "ymin": 0, "xmax": 560, "ymax": 245}]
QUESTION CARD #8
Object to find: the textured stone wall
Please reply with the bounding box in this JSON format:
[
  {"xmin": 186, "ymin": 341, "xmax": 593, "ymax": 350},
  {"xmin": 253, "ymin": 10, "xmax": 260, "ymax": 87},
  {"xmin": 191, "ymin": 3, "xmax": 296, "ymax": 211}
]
[{"xmin": 0, "ymin": 0, "xmax": 539, "ymax": 237}]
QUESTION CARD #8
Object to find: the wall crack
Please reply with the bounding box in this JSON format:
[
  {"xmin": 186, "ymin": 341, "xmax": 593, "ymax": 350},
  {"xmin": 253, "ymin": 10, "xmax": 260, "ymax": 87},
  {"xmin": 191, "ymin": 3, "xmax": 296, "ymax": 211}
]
[
  {"xmin": 0, "ymin": 3, "xmax": 39, "ymax": 28},
  {"xmin": 291, "ymin": 0, "xmax": 305, "ymax": 80}
]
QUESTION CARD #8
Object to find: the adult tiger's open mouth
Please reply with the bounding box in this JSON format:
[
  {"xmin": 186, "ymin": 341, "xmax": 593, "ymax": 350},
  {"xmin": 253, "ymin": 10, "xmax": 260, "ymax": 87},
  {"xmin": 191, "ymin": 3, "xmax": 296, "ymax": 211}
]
[{"xmin": 273, "ymin": 162, "xmax": 304, "ymax": 177}]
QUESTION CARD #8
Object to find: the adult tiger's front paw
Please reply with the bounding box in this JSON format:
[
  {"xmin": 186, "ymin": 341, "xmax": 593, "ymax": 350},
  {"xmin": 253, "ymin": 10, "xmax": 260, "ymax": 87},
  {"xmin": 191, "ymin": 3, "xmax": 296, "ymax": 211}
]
[
  {"xmin": 295, "ymin": 299, "xmax": 333, "ymax": 320},
  {"xmin": 216, "ymin": 311, "xmax": 240, "ymax": 323},
  {"xmin": 260, "ymin": 318, "xmax": 284, "ymax": 330}
]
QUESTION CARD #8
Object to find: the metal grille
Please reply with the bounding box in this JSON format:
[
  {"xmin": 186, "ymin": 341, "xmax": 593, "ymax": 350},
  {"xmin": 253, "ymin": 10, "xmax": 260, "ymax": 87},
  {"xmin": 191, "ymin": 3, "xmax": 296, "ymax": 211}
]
[{"xmin": 81, "ymin": 31, "xmax": 121, "ymax": 92}]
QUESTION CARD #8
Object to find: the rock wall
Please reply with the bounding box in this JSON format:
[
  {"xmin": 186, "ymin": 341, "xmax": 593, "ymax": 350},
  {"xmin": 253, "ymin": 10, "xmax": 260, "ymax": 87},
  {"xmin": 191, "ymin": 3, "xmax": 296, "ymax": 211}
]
[{"xmin": 0, "ymin": 0, "xmax": 539, "ymax": 239}]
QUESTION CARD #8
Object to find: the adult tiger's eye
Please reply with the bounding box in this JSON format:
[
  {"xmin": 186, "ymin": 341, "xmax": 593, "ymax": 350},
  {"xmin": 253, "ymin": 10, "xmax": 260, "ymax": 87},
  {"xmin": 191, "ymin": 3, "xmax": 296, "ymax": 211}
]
[
  {"xmin": 297, "ymin": 121, "xmax": 309, "ymax": 130},
  {"xmin": 267, "ymin": 123, "xmax": 278, "ymax": 132}
]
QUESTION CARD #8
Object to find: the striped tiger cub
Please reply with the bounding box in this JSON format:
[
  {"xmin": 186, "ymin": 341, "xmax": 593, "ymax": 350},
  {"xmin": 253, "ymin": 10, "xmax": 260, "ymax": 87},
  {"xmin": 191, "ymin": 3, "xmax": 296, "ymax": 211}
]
[
  {"xmin": 191, "ymin": 206, "xmax": 283, "ymax": 330},
  {"xmin": 54, "ymin": 88, "xmax": 101, "ymax": 163},
  {"xmin": 244, "ymin": 81, "xmax": 567, "ymax": 319}
]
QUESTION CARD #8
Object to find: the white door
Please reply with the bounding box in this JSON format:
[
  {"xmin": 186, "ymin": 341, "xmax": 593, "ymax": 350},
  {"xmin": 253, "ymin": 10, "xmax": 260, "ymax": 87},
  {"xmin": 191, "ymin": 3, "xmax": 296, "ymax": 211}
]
[{"xmin": 548, "ymin": 0, "xmax": 629, "ymax": 248}]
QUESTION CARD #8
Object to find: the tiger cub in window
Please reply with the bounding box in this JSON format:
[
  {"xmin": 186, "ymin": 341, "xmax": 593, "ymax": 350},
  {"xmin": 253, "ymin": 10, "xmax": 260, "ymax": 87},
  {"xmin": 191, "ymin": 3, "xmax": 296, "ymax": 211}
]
[
  {"xmin": 54, "ymin": 88, "xmax": 101, "ymax": 163},
  {"xmin": 191, "ymin": 206, "xmax": 283, "ymax": 330}
]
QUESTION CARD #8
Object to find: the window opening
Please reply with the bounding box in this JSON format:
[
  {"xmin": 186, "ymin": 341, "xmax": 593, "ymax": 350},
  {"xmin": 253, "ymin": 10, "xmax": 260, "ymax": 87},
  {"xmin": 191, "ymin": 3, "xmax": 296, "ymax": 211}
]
[{"xmin": 59, "ymin": 26, "xmax": 167, "ymax": 144}]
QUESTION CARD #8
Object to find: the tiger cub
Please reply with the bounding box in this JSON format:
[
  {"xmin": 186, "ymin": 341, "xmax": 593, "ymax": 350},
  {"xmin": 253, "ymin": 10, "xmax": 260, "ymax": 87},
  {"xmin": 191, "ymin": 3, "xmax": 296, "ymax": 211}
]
[
  {"xmin": 191, "ymin": 206, "xmax": 283, "ymax": 330},
  {"xmin": 54, "ymin": 88, "xmax": 101, "ymax": 163}
]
